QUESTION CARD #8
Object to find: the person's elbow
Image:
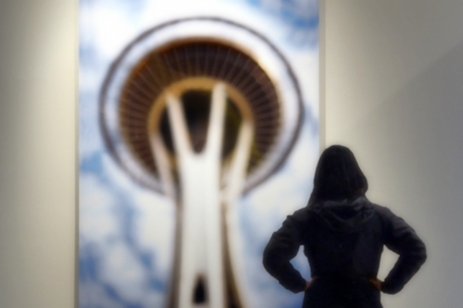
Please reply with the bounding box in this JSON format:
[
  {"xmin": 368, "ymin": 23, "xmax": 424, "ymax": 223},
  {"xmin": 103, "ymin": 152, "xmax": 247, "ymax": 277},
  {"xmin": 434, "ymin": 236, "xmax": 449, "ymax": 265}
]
[
  {"xmin": 417, "ymin": 243, "xmax": 427, "ymax": 267},
  {"xmin": 262, "ymin": 246, "xmax": 276, "ymax": 273},
  {"xmin": 415, "ymin": 238, "xmax": 427, "ymax": 267}
]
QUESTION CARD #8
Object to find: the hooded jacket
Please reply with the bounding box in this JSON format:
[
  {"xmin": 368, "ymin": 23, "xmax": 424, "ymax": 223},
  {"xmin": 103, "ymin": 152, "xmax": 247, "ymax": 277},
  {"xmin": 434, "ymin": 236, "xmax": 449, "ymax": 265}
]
[{"xmin": 263, "ymin": 196, "xmax": 426, "ymax": 308}]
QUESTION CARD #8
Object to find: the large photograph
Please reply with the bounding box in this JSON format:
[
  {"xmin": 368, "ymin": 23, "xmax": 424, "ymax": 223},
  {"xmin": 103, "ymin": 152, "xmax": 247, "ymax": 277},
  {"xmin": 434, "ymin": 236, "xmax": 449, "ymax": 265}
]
[{"xmin": 79, "ymin": 0, "xmax": 319, "ymax": 307}]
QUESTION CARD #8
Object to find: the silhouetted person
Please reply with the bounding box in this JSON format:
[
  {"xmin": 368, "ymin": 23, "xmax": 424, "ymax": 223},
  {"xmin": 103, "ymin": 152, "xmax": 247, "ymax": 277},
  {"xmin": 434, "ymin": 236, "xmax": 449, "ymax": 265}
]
[{"xmin": 263, "ymin": 145, "xmax": 426, "ymax": 308}]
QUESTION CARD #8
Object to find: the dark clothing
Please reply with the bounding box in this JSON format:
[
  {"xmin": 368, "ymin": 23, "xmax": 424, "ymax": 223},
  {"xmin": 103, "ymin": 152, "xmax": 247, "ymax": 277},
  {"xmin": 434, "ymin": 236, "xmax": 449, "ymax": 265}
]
[{"xmin": 263, "ymin": 196, "xmax": 426, "ymax": 308}]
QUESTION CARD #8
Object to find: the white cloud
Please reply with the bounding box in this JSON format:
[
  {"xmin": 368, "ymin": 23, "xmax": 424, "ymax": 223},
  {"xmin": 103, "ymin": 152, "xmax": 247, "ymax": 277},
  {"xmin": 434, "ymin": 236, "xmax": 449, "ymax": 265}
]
[
  {"xmin": 80, "ymin": 173, "xmax": 119, "ymax": 243},
  {"xmin": 80, "ymin": 280, "xmax": 125, "ymax": 308},
  {"xmin": 133, "ymin": 192, "xmax": 175, "ymax": 277},
  {"xmin": 100, "ymin": 241, "xmax": 148, "ymax": 301}
]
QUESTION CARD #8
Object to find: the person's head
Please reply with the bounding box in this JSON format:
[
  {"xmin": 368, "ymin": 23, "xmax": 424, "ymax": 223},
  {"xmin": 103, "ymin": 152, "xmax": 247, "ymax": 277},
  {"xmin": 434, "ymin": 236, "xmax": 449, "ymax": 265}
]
[{"xmin": 309, "ymin": 145, "xmax": 368, "ymax": 205}]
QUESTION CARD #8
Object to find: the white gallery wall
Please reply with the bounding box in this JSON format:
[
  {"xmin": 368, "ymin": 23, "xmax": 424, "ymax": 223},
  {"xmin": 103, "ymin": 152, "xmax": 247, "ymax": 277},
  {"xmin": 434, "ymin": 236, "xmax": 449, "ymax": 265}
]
[
  {"xmin": 0, "ymin": 0, "xmax": 462, "ymax": 307},
  {"xmin": 0, "ymin": 0, "xmax": 76, "ymax": 307},
  {"xmin": 324, "ymin": 1, "xmax": 463, "ymax": 307}
]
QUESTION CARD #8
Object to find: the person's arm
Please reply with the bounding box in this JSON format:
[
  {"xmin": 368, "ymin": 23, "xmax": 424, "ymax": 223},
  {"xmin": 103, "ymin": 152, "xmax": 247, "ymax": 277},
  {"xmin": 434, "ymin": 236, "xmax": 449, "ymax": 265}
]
[
  {"xmin": 262, "ymin": 212, "xmax": 307, "ymax": 293},
  {"xmin": 380, "ymin": 207, "xmax": 427, "ymax": 294}
]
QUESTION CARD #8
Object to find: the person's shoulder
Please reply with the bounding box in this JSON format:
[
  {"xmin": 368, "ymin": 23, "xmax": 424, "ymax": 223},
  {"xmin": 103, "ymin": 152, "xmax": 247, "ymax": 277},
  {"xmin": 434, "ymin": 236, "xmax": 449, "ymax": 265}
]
[
  {"xmin": 288, "ymin": 206, "xmax": 312, "ymax": 223},
  {"xmin": 369, "ymin": 202, "xmax": 391, "ymax": 213},
  {"xmin": 366, "ymin": 200, "xmax": 397, "ymax": 221}
]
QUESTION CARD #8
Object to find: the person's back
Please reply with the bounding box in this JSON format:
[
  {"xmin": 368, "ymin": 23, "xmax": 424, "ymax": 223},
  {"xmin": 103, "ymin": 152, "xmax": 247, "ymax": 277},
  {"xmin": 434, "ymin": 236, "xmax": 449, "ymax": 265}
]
[{"xmin": 262, "ymin": 145, "xmax": 426, "ymax": 308}]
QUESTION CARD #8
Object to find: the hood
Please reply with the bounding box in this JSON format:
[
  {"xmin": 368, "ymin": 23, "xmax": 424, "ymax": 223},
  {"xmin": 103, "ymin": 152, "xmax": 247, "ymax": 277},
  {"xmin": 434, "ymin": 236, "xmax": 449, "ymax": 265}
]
[{"xmin": 310, "ymin": 196, "xmax": 374, "ymax": 233}]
